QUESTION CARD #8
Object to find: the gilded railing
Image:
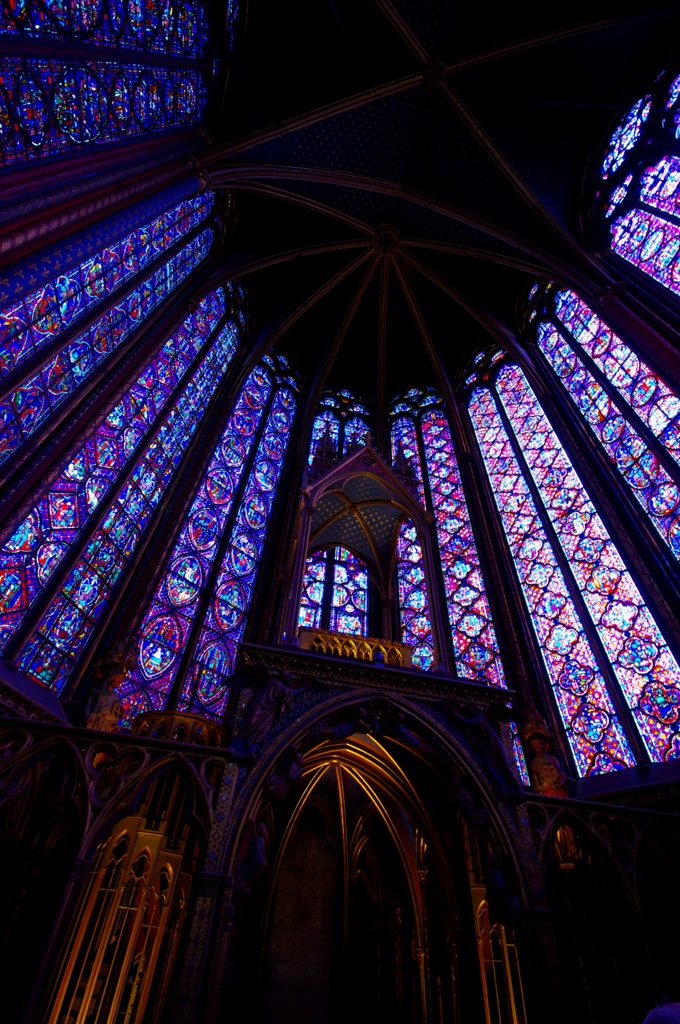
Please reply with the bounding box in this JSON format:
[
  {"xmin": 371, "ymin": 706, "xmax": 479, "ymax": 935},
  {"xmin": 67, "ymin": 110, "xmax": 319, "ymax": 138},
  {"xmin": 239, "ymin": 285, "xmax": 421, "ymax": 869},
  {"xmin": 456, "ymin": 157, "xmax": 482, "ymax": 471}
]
[{"xmin": 298, "ymin": 627, "xmax": 412, "ymax": 667}]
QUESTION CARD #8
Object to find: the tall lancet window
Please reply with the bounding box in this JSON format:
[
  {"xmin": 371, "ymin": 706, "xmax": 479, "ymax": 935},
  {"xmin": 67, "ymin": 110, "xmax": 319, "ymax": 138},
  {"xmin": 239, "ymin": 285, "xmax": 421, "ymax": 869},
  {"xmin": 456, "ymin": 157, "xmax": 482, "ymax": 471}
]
[
  {"xmin": 0, "ymin": 186, "xmax": 217, "ymax": 468},
  {"xmin": 468, "ymin": 353, "xmax": 680, "ymax": 775},
  {"xmin": 298, "ymin": 546, "xmax": 369, "ymax": 636},
  {"xmin": 119, "ymin": 353, "xmax": 298, "ymax": 723},
  {"xmin": 598, "ymin": 67, "xmax": 680, "ymax": 298},
  {"xmin": 389, "ymin": 389, "xmax": 505, "ymax": 687},
  {"xmin": 308, "ymin": 389, "xmax": 372, "ymax": 467},
  {"xmin": 10, "ymin": 284, "xmax": 246, "ymax": 692},
  {"xmin": 526, "ymin": 281, "xmax": 680, "ymax": 562},
  {"xmin": 0, "ymin": 0, "xmax": 226, "ymax": 166}
]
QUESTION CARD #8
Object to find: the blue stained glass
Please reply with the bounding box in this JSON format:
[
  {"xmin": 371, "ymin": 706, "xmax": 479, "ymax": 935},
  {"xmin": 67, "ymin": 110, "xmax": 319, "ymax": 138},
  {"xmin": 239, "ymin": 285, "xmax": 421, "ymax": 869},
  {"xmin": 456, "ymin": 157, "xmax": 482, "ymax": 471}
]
[
  {"xmin": 0, "ymin": 0, "xmax": 211, "ymax": 58},
  {"xmin": 118, "ymin": 368, "xmax": 271, "ymax": 720},
  {"xmin": 329, "ymin": 546, "xmax": 368, "ymax": 636},
  {"xmin": 297, "ymin": 550, "xmax": 328, "ymax": 630},
  {"xmin": 0, "ymin": 228, "xmax": 212, "ymax": 468},
  {"xmin": 602, "ymin": 96, "xmax": 651, "ymax": 179},
  {"xmin": 469, "ymin": 384, "xmax": 635, "ymax": 776},
  {"xmin": 0, "ymin": 58, "xmax": 207, "ymax": 166},
  {"xmin": 0, "ymin": 290, "xmax": 235, "ymax": 652},
  {"xmin": 307, "ymin": 389, "xmax": 371, "ymax": 467},
  {"xmin": 343, "ymin": 416, "xmax": 370, "ymax": 454},
  {"xmin": 308, "ymin": 410, "xmax": 339, "ymax": 466},
  {"xmin": 535, "ymin": 316, "xmax": 680, "ymax": 560},
  {"xmin": 178, "ymin": 386, "xmax": 297, "ymax": 720},
  {"xmin": 0, "ymin": 192, "xmax": 212, "ymax": 384},
  {"xmin": 494, "ymin": 363, "xmax": 680, "ymax": 765},
  {"xmin": 396, "ymin": 519, "xmax": 434, "ymax": 669},
  {"xmin": 17, "ymin": 298, "xmax": 239, "ymax": 691}
]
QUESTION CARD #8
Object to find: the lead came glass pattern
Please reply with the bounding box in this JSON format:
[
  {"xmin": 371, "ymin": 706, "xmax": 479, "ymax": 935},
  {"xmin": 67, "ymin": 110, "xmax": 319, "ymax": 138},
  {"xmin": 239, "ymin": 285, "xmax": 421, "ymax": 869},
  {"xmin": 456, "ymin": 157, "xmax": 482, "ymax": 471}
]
[
  {"xmin": 532, "ymin": 293, "xmax": 680, "ymax": 561},
  {"xmin": 553, "ymin": 289, "xmax": 680, "ymax": 475},
  {"xmin": 297, "ymin": 550, "xmax": 328, "ymax": 630},
  {"xmin": 0, "ymin": 191, "xmax": 213, "ymax": 385},
  {"xmin": 329, "ymin": 546, "xmax": 368, "ymax": 636},
  {"xmin": 308, "ymin": 409, "xmax": 339, "ymax": 467},
  {"xmin": 179, "ymin": 385, "xmax": 297, "ymax": 720},
  {"xmin": 0, "ymin": 59, "xmax": 207, "ymax": 167},
  {"xmin": 308, "ymin": 389, "xmax": 371, "ymax": 467},
  {"xmin": 601, "ymin": 71, "xmax": 680, "ymax": 297},
  {"xmin": 390, "ymin": 415, "xmax": 425, "ymax": 504},
  {"xmin": 0, "ymin": 0, "xmax": 211, "ymax": 58},
  {"xmin": 16, "ymin": 305, "xmax": 238, "ymax": 692},
  {"xmin": 468, "ymin": 386, "xmax": 635, "ymax": 776},
  {"xmin": 420, "ymin": 408, "xmax": 505, "ymax": 687},
  {"xmin": 0, "ymin": 288, "xmax": 233, "ymax": 652},
  {"xmin": 396, "ymin": 520, "xmax": 434, "ymax": 670},
  {"xmin": 0, "ymin": 228, "xmax": 213, "ymax": 467},
  {"xmin": 495, "ymin": 363, "xmax": 680, "ymax": 763},
  {"xmin": 118, "ymin": 367, "xmax": 271, "ymax": 722}
]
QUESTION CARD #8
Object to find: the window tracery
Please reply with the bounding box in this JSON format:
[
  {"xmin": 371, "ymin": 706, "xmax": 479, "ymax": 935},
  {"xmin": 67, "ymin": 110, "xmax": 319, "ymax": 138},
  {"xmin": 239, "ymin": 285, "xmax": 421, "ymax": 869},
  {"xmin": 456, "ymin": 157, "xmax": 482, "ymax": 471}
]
[
  {"xmin": 390, "ymin": 389, "xmax": 505, "ymax": 687},
  {"xmin": 118, "ymin": 354, "xmax": 298, "ymax": 723},
  {"xmin": 0, "ymin": 189, "xmax": 216, "ymax": 468},
  {"xmin": 597, "ymin": 69, "xmax": 680, "ymax": 297},
  {"xmin": 308, "ymin": 389, "xmax": 371, "ymax": 467},
  {"xmin": 297, "ymin": 546, "xmax": 369, "ymax": 639},
  {"xmin": 14, "ymin": 285, "xmax": 246, "ymax": 692},
  {"xmin": 468, "ymin": 354, "xmax": 680, "ymax": 773},
  {"xmin": 396, "ymin": 519, "xmax": 434, "ymax": 670}
]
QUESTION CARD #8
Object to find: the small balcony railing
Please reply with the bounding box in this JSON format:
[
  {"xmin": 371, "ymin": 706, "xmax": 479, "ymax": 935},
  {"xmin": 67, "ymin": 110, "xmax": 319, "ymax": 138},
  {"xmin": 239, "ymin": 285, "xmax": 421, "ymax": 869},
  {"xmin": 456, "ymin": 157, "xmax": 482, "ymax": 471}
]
[{"xmin": 298, "ymin": 627, "xmax": 412, "ymax": 668}]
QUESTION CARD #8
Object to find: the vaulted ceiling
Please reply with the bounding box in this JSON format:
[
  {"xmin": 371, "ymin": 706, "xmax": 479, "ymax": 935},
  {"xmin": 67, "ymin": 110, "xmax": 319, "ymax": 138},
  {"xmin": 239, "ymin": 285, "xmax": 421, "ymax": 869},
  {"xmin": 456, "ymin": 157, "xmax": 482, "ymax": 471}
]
[{"xmin": 201, "ymin": 1, "xmax": 680, "ymax": 418}]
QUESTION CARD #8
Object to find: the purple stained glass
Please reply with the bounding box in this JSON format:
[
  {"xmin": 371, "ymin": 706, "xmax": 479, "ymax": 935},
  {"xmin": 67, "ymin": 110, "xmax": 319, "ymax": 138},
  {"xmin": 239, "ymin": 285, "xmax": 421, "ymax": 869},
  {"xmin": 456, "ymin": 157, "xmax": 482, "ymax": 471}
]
[
  {"xmin": 602, "ymin": 96, "xmax": 651, "ymax": 179},
  {"xmin": 421, "ymin": 409, "xmax": 505, "ymax": 687},
  {"xmin": 0, "ymin": 192, "xmax": 212, "ymax": 384},
  {"xmin": 308, "ymin": 409, "xmax": 339, "ymax": 467},
  {"xmin": 496, "ymin": 363, "xmax": 680, "ymax": 764},
  {"xmin": 0, "ymin": 289, "xmax": 234, "ymax": 652},
  {"xmin": 469, "ymin": 385, "xmax": 635, "ymax": 776},
  {"xmin": 118, "ymin": 367, "xmax": 271, "ymax": 720},
  {"xmin": 554, "ymin": 289, "xmax": 680, "ymax": 475},
  {"xmin": 0, "ymin": 58, "xmax": 207, "ymax": 166},
  {"xmin": 0, "ymin": 228, "xmax": 212, "ymax": 468},
  {"xmin": 329, "ymin": 546, "xmax": 368, "ymax": 636},
  {"xmin": 17, "ymin": 298, "xmax": 237, "ymax": 691},
  {"xmin": 396, "ymin": 519, "xmax": 434, "ymax": 670},
  {"xmin": 297, "ymin": 550, "xmax": 327, "ymax": 629},
  {"xmin": 536, "ymin": 320, "xmax": 680, "ymax": 559},
  {"xmin": 610, "ymin": 207, "xmax": 680, "ymax": 295},
  {"xmin": 391, "ymin": 415, "xmax": 426, "ymax": 504},
  {"xmin": 639, "ymin": 156, "xmax": 680, "ymax": 217},
  {"xmin": 177, "ymin": 386, "xmax": 296, "ymax": 720},
  {"xmin": 343, "ymin": 416, "xmax": 369, "ymax": 454},
  {"xmin": 0, "ymin": 0, "xmax": 211, "ymax": 57}
]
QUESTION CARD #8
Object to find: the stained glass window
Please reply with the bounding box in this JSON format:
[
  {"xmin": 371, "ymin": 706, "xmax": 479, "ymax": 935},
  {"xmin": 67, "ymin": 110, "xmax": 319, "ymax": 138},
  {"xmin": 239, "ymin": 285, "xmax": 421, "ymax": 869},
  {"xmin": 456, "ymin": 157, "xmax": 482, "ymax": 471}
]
[
  {"xmin": 598, "ymin": 68, "xmax": 680, "ymax": 298},
  {"xmin": 297, "ymin": 545, "xmax": 369, "ymax": 638},
  {"xmin": 111, "ymin": 356, "xmax": 297, "ymax": 723},
  {"xmin": 0, "ymin": 216, "xmax": 214, "ymax": 468},
  {"xmin": 469, "ymin": 358, "xmax": 680, "ymax": 772},
  {"xmin": 396, "ymin": 520, "xmax": 434, "ymax": 670},
  {"xmin": 307, "ymin": 389, "xmax": 371, "ymax": 467},
  {"xmin": 0, "ymin": 287, "xmax": 238, "ymax": 653},
  {"xmin": 389, "ymin": 390, "xmax": 506, "ymax": 687},
  {"xmin": 528, "ymin": 283, "xmax": 680, "ymax": 562},
  {"xmin": 0, "ymin": 59, "xmax": 208, "ymax": 166},
  {"xmin": 15, "ymin": 294, "xmax": 244, "ymax": 693}
]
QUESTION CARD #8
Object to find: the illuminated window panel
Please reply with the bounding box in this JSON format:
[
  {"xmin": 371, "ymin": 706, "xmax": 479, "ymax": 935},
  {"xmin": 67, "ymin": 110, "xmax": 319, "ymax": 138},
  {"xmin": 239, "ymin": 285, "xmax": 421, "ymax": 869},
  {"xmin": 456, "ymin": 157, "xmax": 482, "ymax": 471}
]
[
  {"xmin": 329, "ymin": 546, "xmax": 368, "ymax": 636},
  {"xmin": 0, "ymin": 0, "xmax": 211, "ymax": 58},
  {"xmin": 496, "ymin": 363, "xmax": 680, "ymax": 763},
  {"xmin": 554, "ymin": 289, "xmax": 680, "ymax": 473},
  {"xmin": 0, "ymin": 229, "xmax": 212, "ymax": 467},
  {"xmin": 390, "ymin": 415, "xmax": 425, "ymax": 504},
  {"xmin": 536, "ymin": 322, "xmax": 680, "ymax": 559},
  {"xmin": 179, "ymin": 386, "xmax": 297, "ymax": 720},
  {"xmin": 0, "ymin": 288, "xmax": 233, "ymax": 651},
  {"xmin": 396, "ymin": 519, "xmax": 434, "ymax": 670},
  {"xmin": 16, "ymin": 306, "xmax": 237, "ymax": 692},
  {"xmin": 308, "ymin": 409, "xmax": 339, "ymax": 466},
  {"xmin": 469, "ymin": 386, "xmax": 635, "ymax": 776},
  {"xmin": 118, "ymin": 367, "xmax": 272, "ymax": 721},
  {"xmin": 0, "ymin": 59, "xmax": 207, "ymax": 167},
  {"xmin": 610, "ymin": 207, "xmax": 680, "ymax": 296},
  {"xmin": 639, "ymin": 155, "xmax": 680, "ymax": 217},
  {"xmin": 343, "ymin": 415, "xmax": 370, "ymax": 454},
  {"xmin": 297, "ymin": 550, "xmax": 328, "ymax": 629},
  {"xmin": 0, "ymin": 191, "xmax": 213, "ymax": 384},
  {"xmin": 602, "ymin": 96, "xmax": 651, "ymax": 179},
  {"xmin": 421, "ymin": 409, "xmax": 505, "ymax": 688}
]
